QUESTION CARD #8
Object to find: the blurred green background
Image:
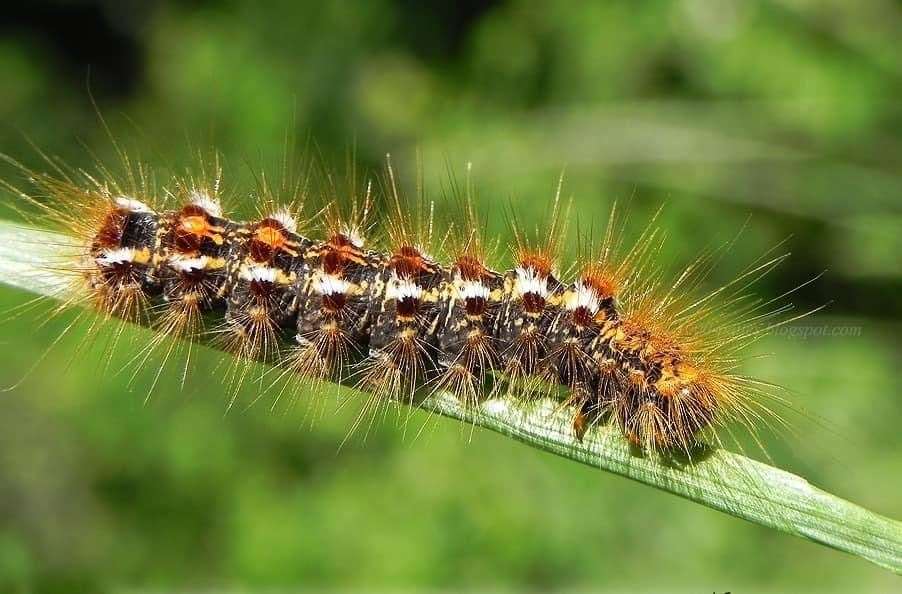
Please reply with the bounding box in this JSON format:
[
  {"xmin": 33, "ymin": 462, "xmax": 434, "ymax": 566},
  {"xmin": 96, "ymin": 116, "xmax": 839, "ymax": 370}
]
[{"xmin": 1, "ymin": 1, "xmax": 900, "ymax": 592}]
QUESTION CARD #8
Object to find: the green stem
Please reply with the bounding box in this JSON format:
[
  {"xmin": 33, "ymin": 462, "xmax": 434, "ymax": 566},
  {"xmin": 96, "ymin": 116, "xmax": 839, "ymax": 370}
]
[{"xmin": 0, "ymin": 219, "xmax": 899, "ymax": 574}]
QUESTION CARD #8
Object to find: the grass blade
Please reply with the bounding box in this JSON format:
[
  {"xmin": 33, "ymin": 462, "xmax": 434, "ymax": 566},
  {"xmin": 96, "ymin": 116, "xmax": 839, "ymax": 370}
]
[{"xmin": 0, "ymin": 219, "xmax": 899, "ymax": 574}]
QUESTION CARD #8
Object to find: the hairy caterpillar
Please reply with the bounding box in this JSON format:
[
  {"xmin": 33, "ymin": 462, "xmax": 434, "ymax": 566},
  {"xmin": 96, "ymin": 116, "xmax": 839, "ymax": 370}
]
[{"xmin": 0, "ymin": 147, "xmax": 804, "ymax": 455}]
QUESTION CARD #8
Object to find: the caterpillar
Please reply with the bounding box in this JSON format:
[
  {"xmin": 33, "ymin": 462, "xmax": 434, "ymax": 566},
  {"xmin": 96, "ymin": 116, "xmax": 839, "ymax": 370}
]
[{"xmin": 0, "ymin": 148, "xmax": 802, "ymax": 455}]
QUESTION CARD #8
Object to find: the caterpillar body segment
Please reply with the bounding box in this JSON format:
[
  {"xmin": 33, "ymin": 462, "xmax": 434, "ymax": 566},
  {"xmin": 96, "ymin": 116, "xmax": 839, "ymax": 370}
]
[
  {"xmin": 430, "ymin": 187, "xmax": 503, "ymax": 407},
  {"xmin": 354, "ymin": 157, "xmax": 445, "ymax": 409},
  {"xmin": 0, "ymin": 152, "xmax": 163, "ymax": 325},
  {"xmin": 293, "ymin": 230, "xmax": 382, "ymax": 381},
  {"xmin": 491, "ymin": 175, "xmax": 572, "ymax": 399},
  {"xmin": 222, "ymin": 212, "xmax": 311, "ymax": 361},
  {"xmin": 151, "ymin": 194, "xmax": 235, "ymax": 350},
  {"xmin": 283, "ymin": 177, "xmax": 379, "ymax": 401},
  {"xmin": 542, "ymin": 279, "xmax": 611, "ymax": 392},
  {"xmin": 432, "ymin": 255, "xmax": 504, "ymax": 407},
  {"xmin": 89, "ymin": 197, "xmax": 161, "ymax": 321},
  {"xmin": 602, "ymin": 313, "xmax": 717, "ymax": 452},
  {"xmin": 492, "ymin": 266, "xmax": 560, "ymax": 402},
  {"xmin": 360, "ymin": 244, "xmax": 444, "ymax": 405}
]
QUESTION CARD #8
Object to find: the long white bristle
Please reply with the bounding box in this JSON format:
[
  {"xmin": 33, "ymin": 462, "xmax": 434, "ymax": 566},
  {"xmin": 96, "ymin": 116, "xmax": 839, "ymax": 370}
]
[
  {"xmin": 240, "ymin": 265, "xmax": 279, "ymax": 283},
  {"xmin": 514, "ymin": 267, "xmax": 549, "ymax": 298},
  {"xmin": 169, "ymin": 255, "xmax": 212, "ymax": 272},
  {"xmin": 386, "ymin": 276, "xmax": 423, "ymax": 301},
  {"xmin": 189, "ymin": 191, "xmax": 223, "ymax": 217},
  {"xmin": 114, "ymin": 196, "xmax": 153, "ymax": 213},
  {"xmin": 315, "ymin": 274, "xmax": 351, "ymax": 296},
  {"xmin": 96, "ymin": 247, "xmax": 140, "ymax": 266},
  {"xmin": 270, "ymin": 209, "xmax": 298, "ymax": 233}
]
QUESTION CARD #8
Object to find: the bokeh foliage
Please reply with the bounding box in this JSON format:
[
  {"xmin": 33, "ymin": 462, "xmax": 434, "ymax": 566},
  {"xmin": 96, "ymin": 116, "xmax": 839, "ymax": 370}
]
[{"xmin": 0, "ymin": 1, "xmax": 900, "ymax": 592}]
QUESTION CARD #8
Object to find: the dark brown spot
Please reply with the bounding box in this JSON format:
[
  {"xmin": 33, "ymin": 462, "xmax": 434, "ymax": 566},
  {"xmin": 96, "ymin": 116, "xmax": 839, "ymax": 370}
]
[
  {"xmin": 396, "ymin": 296, "xmax": 419, "ymax": 317},
  {"xmin": 322, "ymin": 291, "xmax": 347, "ymax": 313},
  {"xmin": 92, "ymin": 209, "xmax": 126, "ymax": 254},
  {"xmin": 177, "ymin": 267, "xmax": 211, "ymax": 290},
  {"xmin": 464, "ymin": 296, "xmax": 487, "ymax": 316},
  {"xmin": 249, "ymin": 279, "xmax": 273, "ymax": 297},
  {"xmin": 522, "ymin": 292, "xmax": 545, "ymax": 313},
  {"xmin": 571, "ymin": 306, "xmax": 594, "ymax": 328},
  {"xmin": 175, "ymin": 229, "xmax": 202, "ymax": 253},
  {"xmin": 322, "ymin": 250, "xmax": 343, "ymax": 275}
]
